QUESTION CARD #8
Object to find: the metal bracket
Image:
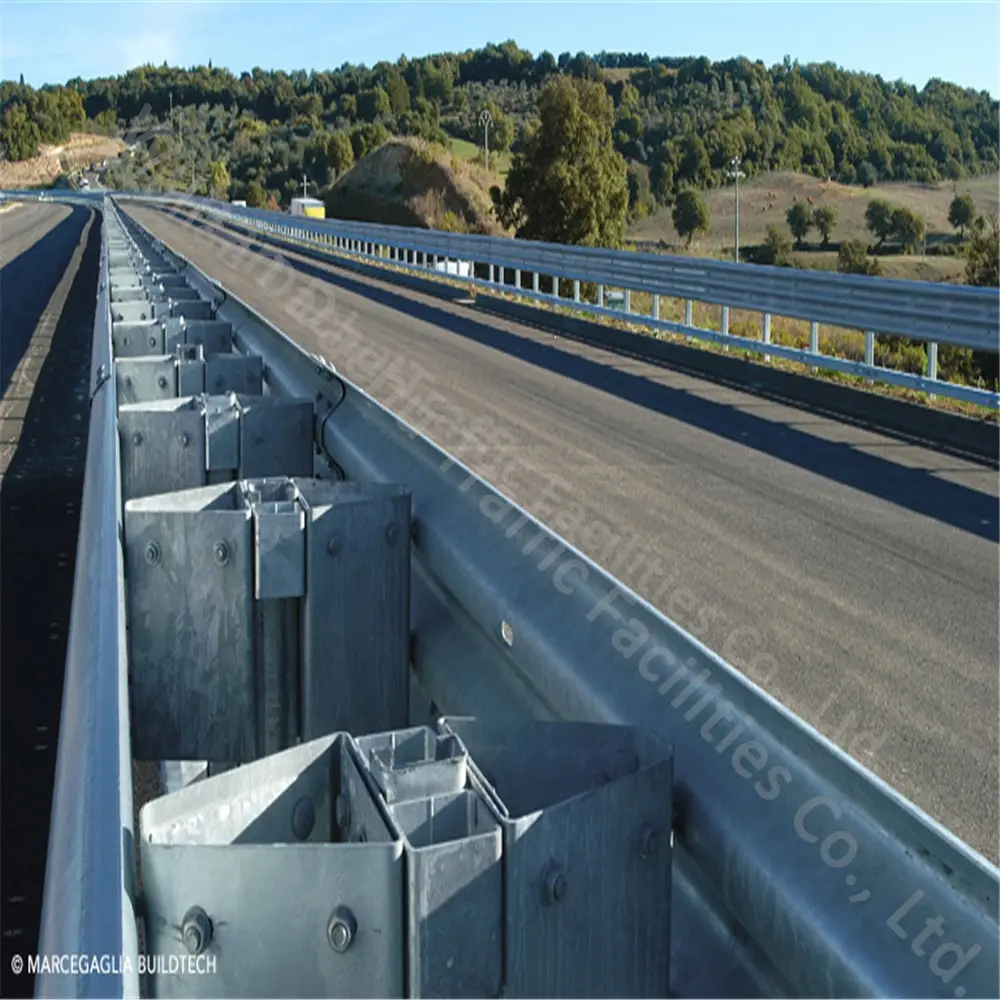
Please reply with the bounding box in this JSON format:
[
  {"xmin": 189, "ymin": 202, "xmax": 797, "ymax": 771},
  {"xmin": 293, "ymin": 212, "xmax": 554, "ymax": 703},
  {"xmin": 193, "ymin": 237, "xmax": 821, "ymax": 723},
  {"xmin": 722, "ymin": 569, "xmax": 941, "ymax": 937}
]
[
  {"xmin": 138, "ymin": 718, "xmax": 673, "ymax": 999},
  {"xmin": 124, "ymin": 476, "xmax": 411, "ymax": 762},
  {"xmin": 117, "ymin": 393, "xmax": 314, "ymax": 502}
]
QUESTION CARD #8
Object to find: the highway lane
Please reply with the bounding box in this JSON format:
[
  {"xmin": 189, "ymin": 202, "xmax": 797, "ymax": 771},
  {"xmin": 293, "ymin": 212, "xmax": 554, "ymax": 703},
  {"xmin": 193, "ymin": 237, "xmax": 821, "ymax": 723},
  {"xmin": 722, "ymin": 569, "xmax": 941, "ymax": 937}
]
[
  {"xmin": 0, "ymin": 205, "xmax": 98, "ymax": 999},
  {"xmin": 125, "ymin": 203, "xmax": 1000, "ymax": 862},
  {"xmin": 0, "ymin": 201, "xmax": 72, "ymax": 268}
]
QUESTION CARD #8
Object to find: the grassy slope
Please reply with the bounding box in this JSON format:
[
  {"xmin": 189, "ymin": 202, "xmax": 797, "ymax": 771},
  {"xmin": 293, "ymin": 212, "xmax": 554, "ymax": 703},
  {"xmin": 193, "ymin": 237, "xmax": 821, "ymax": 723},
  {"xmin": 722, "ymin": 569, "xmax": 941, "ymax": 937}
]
[
  {"xmin": 628, "ymin": 170, "xmax": 1000, "ymax": 282},
  {"xmin": 444, "ymin": 134, "xmax": 513, "ymax": 179},
  {"xmin": 323, "ymin": 136, "xmax": 510, "ymax": 235}
]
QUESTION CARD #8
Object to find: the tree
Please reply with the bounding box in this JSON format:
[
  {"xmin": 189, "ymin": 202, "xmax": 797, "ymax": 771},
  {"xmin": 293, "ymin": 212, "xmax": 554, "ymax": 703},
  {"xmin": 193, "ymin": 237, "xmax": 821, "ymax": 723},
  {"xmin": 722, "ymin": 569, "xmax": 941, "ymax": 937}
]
[
  {"xmin": 890, "ymin": 206, "xmax": 924, "ymax": 253},
  {"xmin": 963, "ymin": 215, "xmax": 999, "ymax": 385},
  {"xmin": 627, "ymin": 162, "xmax": 656, "ymax": 221},
  {"xmin": 339, "ymin": 94, "xmax": 357, "ymax": 120},
  {"xmin": 948, "ymin": 194, "xmax": 976, "ymax": 238},
  {"xmin": 357, "ymin": 87, "xmax": 390, "ymax": 122},
  {"xmin": 965, "ymin": 215, "xmax": 999, "ymax": 288},
  {"xmin": 385, "ymin": 70, "xmax": 411, "ymax": 117},
  {"xmin": 245, "ymin": 179, "xmax": 267, "ymax": 207},
  {"xmin": 864, "ymin": 198, "xmax": 894, "ymax": 248},
  {"xmin": 786, "ymin": 202, "xmax": 813, "ymax": 248},
  {"xmin": 209, "ymin": 160, "xmax": 231, "ymax": 200},
  {"xmin": 837, "ymin": 239, "xmax": 881, "ymax": 276},
  {"xmin": 492, "ymin": 76, "xmax": 628, "ymax": 247},
  {"xmin": 671, "ymin": 188, "xmax": 711, "ymax": 248},
  {"xmin": 326, "ymin": 130, "xmax": 354, "ymax": 176},
  {"xmin": 0, "ymin": 101, "xmax": 41, "ymax": 160},
  {"xmin": 812, "ymin": 205, "xmax": 836, "ymax": 247},
  {"xmin": 857, "ymin": 161, "xmax": 877, "ymax": 188},
  {"xmin": 759, "ymin": 224, "xmax": 792, "ymax": 266},
  {"xmin": 349, "ymin": 121, "xmax": 389, "ymax": 160}
]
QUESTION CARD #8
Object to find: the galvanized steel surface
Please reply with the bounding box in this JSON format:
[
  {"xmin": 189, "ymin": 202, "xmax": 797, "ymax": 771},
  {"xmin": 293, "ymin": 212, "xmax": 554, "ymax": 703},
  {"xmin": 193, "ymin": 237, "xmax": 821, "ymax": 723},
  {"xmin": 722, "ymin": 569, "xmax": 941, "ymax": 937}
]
[{"xmin": 34, "ymin": 207, "xmax": 141, "ymax": 1000}]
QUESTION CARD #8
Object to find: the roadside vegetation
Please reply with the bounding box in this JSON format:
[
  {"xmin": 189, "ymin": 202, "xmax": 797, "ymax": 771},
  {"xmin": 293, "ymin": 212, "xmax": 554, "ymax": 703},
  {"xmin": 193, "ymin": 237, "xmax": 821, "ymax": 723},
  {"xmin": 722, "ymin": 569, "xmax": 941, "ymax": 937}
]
[{"xmin": 2, "ymin": 43, "xmax": 996, "ymax": 395}]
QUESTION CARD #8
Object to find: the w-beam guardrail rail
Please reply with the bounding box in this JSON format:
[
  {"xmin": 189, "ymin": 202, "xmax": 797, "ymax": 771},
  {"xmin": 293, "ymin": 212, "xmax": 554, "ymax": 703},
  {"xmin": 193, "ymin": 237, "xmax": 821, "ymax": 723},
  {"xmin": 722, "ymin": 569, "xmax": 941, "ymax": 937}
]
[
  {"xmin": 19, "ymin": 191, "xmax": 1000, "ymax": 999},
  {"xmin": 117, "ymin": 189, "xmax": 1000, "ymax": 409}
]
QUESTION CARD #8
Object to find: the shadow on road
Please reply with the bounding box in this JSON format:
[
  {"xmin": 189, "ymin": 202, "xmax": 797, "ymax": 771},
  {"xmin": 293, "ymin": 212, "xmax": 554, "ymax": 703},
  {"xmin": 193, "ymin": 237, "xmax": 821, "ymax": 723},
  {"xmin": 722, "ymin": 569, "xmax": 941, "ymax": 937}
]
[
  {"xmin": 0, "ymin": 207, "xmax": 90, "ymax": 398},
  {"xmin": 155, "ymin": 209, "xmax": 1000, "ymax": 545},
  {"xmin": 0, "ymin": 209, "xmax": 98, "ymax": 1000}
]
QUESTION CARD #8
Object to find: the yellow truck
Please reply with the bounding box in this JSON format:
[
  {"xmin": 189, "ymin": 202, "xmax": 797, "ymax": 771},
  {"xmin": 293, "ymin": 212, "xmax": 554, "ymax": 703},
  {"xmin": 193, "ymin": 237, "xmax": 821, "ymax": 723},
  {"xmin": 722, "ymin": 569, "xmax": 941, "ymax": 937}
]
[{"xmin": 290, "ymin": 197, "xmax": 325, "ymax": 219}]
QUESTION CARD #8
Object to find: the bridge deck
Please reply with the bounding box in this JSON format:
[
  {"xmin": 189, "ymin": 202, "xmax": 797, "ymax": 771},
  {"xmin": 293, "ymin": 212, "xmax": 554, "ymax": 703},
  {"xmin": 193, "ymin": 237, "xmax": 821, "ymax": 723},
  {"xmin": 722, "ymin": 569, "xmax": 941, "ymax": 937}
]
[{"xmin": 126, "ymin": 202, "xmax": 1000, "ymax": 863}]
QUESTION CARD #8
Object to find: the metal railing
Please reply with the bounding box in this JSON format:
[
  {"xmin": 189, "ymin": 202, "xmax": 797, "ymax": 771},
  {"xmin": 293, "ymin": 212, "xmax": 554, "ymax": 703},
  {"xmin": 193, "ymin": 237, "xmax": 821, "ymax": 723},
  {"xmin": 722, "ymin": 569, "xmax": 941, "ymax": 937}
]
[
  {"xmin": 35, "ymin": 201, "xmax": 140, "ymax": 999},
  {"xmin": 23, "ymin": 192, "xmax": 1000, "ymax": 999},
  {"xmin": 116, "ymin": 190, "xmax": 1000, "ymax": 409}
]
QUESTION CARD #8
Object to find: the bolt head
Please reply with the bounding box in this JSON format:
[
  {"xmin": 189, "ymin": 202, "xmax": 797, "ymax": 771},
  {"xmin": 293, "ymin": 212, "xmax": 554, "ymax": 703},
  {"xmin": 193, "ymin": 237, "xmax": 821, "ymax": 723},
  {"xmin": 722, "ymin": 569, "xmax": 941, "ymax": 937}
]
[
  {"xmin": 542, "ymin": 864, "xmax": 566, "ymax": 904},
  {"xmin": 132, "ymin": 431, "xmax": 142, "ymax": 446},
  {"xmin": 291, "ymin": 796, "xmax": 316, "ymax": 841},
  {"xmin": 327, "ymin": 906, "xmax": 357, "ymax": 953},
  {"xmin": 144, "ymin": 541, "xmax": 160, "ymax": 565},
  {"xmin": 157, "ymin": 375, "xmax": 168, "ymax": 388},
  {"xmin": 213, "ymin": 541, "xmax": 230, "ymax": 566},
  {"xmin": 181, "ymin": 906, "xmax": 212, "ymax": 956},
  {"xmin": 639, "ymin": 825, "xmax": 658, "ymax": 859},
  {"xmin": 180, "ymin": 432, "xmax": 190, "ymax": 447}
]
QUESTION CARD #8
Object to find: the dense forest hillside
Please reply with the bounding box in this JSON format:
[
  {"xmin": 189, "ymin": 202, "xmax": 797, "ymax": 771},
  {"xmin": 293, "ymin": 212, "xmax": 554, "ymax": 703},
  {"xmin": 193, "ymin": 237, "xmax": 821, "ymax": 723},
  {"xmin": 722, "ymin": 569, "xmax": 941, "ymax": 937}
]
[{"xmin": 1, "ymin": 42, "xmax": 997, "ymax": 213}]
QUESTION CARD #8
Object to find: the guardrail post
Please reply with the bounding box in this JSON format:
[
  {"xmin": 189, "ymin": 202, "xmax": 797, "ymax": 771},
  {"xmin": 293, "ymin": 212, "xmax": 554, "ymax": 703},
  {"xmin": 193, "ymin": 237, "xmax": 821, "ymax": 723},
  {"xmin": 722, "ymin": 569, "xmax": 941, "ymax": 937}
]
[
  {"xmin": 721, "ymin": 305, "xmax": 730, "ymax": 351},
  {"xmin": 573, "ymin": 280, "xmax": 580, "ymax": 303},
  {"xmin": 532, "ymin": 272, "xmax": 540, "ymax": 294},
  {"xmin": 624, "ymin": 289, "xmax": 631, "ymax": 314},
  {"xmin": 809, "ymin": 321, "xmax": 819, "ymax": 373},
  {"xmin": 653, "ymin": 294, "xmax": 659, "ymax": 321},
  {"xmin": 865, "ymin": 331, "xmax": 875, "ymax": 384},
  {"xmin": 489, "ymin": 264, "xmax": 495, "ymax": 284},
  {"xmin": 598, "ymin": 284, "xmax": 605, "ymax": 308},
  {"xmin": 515, "ymin": 267, "xmax": 521, "ymax": 291},
  {"xmin": 552, "ymin": 275, "xmax": 559, "ymax": 299},
  {"xmin": 927, "ymin": 341, "xmax": 938, "ymax": 401},
  {"xmin": 762, "ymin": 313, "xmax": 771, "ymax": 363},
  {"xmin": 684, "ymin": 299, "xmax": 693, "ymax": 328}
]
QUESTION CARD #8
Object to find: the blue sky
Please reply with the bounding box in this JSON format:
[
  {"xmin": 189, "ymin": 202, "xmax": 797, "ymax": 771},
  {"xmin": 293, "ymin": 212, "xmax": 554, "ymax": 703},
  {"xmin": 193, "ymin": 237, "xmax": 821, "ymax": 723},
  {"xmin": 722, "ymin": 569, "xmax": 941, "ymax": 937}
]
[{"xmin": 2, "ymin": 1, "xmax": 998, "ymax": 96}]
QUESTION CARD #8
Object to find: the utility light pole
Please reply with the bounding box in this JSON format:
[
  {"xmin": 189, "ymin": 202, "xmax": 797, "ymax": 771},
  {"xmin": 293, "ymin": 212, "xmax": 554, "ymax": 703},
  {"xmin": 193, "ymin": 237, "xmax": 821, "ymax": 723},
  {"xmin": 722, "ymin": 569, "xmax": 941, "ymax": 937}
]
[
  {"xmin": 727, "ymin": 155, "xmax": 745, "ymax": 263},
  {"xmin": 302, "ymin": 173, "xmax": 311, "ymax": 199},
  {"xmin": 479, "ymin": 108, "xmax": 493, "ymax": 173}
]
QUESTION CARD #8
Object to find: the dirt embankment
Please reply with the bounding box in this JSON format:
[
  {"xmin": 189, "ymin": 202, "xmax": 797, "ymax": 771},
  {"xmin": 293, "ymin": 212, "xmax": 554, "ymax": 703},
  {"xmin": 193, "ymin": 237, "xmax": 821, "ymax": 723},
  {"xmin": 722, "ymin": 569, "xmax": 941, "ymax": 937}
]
[
  {"xmin": 0, "ymin": 132, "xmax": 126, "ymax": 189},
  {"xmin": 323, "ymin": 137, "xmax": 509, "ymax": 236}
]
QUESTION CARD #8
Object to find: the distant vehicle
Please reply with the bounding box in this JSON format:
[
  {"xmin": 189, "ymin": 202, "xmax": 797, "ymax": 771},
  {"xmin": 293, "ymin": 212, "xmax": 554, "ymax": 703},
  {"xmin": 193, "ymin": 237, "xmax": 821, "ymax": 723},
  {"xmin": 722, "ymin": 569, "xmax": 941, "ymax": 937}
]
[
  {"xmin": 80, "ymin": 177, "xmax": 90, "ymax": 189},
  {"xmin": 290, "ymin": 197, "xmax": 325, "ymax": 219},
  {"xmin": 230, "ymin": 199, "xmax": 247, "ymax": 207}
]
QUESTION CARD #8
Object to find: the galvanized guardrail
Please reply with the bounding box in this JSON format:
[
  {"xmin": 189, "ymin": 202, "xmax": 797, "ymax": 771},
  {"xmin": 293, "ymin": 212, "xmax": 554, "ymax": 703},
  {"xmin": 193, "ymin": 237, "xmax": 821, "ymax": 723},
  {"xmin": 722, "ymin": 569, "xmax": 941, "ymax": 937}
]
[
  {"xmin": 115, "ymin": 189, "xmax": 1000, "ymax": 409},
  {"xmin": 27, "ymin": 193, "xmax": 1000, "ymax": 999}
]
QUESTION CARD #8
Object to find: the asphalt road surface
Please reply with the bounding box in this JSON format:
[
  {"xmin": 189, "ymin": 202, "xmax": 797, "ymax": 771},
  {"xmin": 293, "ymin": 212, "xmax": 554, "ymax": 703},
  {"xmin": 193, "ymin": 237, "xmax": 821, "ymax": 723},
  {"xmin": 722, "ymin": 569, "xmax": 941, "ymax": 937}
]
[
  {"xmin": 0, "ymin": 202, "xmax": 97, "ymax": 998},
  {"xmin": 125, "ymin": 203, "xmax": 1000, "ymax": 863}
]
